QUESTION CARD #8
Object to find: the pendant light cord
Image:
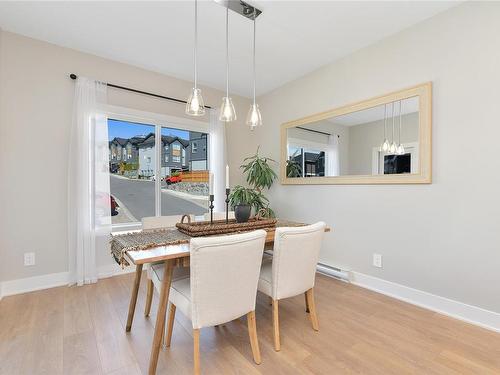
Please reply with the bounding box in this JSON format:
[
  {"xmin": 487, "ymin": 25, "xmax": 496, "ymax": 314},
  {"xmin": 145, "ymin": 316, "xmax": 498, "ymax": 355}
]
[
  {"xmin": 383, "ymin": 104, "xmax": 387, "ymax": 139},
  {"xmin": 225, "ymin": 5, "xmax": 229, "ymax": 97},
  {"xmin": 252, "ymin": 10, "xmax": 256, "ymax": 105},
  {"xmin": 392, "ymin": 102, "xmax": 395, "ymax": 142},
  {"xmin": 194, "ymin": 0, "xmax": 198, "ymax": 88},
  {"xmin": 399, "ymin": 100, "xmax": 402, "ymax": 144}
]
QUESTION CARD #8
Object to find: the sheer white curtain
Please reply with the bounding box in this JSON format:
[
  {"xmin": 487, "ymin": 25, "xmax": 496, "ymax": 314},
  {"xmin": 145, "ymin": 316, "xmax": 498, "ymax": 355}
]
[
  {"xmin": 208, "ymin": 109, "xmax": 227, "ymax": 212},
  {"xmin": 68, "ymin": 77, "xmax": 110, "ymax": 286},
  {"xmin": 325, "ymin": 134, "xmax": 340, "ymax": 177}
]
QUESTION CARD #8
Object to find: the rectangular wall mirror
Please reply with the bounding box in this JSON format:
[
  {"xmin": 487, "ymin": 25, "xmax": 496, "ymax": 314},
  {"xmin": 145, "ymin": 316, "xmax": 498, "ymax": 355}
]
[{"xmin": 281, "ymin": 82, "xmax": 432, "ymax": 184}]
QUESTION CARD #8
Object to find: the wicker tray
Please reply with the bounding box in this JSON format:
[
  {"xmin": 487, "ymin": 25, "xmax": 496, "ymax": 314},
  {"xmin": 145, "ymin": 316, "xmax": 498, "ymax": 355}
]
[{"xmin": 176, "ymin": 214, "xmax": 277, "ymax": 237}]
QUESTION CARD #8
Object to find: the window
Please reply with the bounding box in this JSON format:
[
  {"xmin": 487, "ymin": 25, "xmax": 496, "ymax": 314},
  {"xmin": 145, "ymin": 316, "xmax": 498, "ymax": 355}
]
[
  {"xmin": 108, "ymin": 119, "xmax": 210, "ymax": 227},
  {"xmin": 160, "ymin": 126, "xmax": 209, "ymax": 216},
  {"xmin": 172, "ymin": 144, "xmax": 181, "ymax": 163},
  {"xmin": 287, "ymin": 145, "xmax": 325, "ymax": 177},
  {"xmin": 108, "ymin": 119, "xmax": 155, "ymax": 225},
  {"xmin": 192, "ymin": 142, "xmax": 198, "ymax": 153}
]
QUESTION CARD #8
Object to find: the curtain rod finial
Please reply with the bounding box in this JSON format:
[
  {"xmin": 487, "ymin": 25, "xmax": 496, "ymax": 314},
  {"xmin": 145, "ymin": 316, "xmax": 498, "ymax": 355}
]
[{"xmin": 70, "ymin": 73, "xmax": 77, "ymax": 80}]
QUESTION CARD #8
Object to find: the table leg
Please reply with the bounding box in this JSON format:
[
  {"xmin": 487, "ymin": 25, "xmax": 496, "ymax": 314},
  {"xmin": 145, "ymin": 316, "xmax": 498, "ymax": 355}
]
[
  {"xmin": 126, "ymin": 264, "xmax": 143, "ymax": 332},
  {"xmin": 148, "ymin": 260, "xmax": 174, "ymax": 375}
]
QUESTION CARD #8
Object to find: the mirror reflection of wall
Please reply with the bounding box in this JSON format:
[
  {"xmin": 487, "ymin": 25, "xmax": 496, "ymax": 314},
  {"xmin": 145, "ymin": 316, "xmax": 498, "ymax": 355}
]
[{"xmin": 286, "ymin": 96, "xmax": 419, "ymax": 177}]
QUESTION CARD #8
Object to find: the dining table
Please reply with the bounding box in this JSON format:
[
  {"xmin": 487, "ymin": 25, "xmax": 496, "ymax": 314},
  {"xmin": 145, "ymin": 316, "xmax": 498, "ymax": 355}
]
[{"xmin": 113, "ymin": 220, "xmax": 330, "ymax": 375}]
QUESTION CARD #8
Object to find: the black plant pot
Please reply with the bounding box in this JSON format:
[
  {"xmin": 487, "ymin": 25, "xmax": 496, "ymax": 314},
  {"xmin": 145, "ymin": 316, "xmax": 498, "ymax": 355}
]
[{"xmin": 234, "ymin": 204, "xmax": 251, "ymax": 223}]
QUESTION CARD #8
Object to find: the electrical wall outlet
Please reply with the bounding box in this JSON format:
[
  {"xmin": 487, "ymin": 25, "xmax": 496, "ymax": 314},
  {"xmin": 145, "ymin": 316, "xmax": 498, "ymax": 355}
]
[
  {"xmin": 24, "ymin": 252, "xmax": 36, "ymax": 266},
  {"xmin": 373, "ymin": 253, "xmax": 382, "ymax": 268}
]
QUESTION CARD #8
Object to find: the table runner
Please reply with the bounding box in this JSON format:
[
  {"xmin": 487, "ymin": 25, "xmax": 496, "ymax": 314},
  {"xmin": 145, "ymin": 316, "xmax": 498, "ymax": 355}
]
[{"xmin": 110, "ymin": 220, "xmax": 305, "ymax": 267}]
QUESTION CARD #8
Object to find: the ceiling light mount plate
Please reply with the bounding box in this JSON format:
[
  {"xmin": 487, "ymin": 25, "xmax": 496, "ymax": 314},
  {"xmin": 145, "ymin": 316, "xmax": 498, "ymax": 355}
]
[{"xmin": 214, "ymin": 0, "xmax": 262, "ymax": 19}]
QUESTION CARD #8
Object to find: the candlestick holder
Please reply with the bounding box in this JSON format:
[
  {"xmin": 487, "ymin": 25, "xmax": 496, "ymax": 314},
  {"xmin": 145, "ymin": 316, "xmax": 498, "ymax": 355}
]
[
  {"xmin": 225, "ymin": 188, "xmax": 230, "ymax": 224},
  {"xmin": 209, "ymin": 194, "xmax": 215, "ymax": 224}
]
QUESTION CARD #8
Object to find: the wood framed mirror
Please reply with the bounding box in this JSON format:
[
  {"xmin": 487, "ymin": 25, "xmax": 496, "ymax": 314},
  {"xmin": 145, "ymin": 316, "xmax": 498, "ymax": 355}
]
[{"xmin": 280, "ymin": 82, "xmax": 432, "ymax": 185}]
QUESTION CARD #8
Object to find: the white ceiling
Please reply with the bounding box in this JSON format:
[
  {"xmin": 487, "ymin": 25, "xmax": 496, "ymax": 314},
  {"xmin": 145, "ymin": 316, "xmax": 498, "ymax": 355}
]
[{"xmin": 0, "ymin": 1, "xmax": 459, "ymax": 98}]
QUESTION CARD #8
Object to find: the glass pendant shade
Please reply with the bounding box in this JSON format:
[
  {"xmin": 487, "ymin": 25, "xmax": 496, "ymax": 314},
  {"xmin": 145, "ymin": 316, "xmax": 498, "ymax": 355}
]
[
  {"xmin": 397, "ymin": 144, "xmax": 405, "ymax": 155},
  {"xmin": 219, "ymin": 96, "xmax": 236, "ymax": 122},
  {"xmin": 381, "ymin": 139, "xmax": 390, "ymax": 152},
  {"xmin": 389, "ymin": 142, "xmax": 397, "ymax": 154},
  {"xmin": 186, "ymin": 88, "xmax": 205, "ymax": 116},
  {"xmin": 246, "ymin": 103, "xmax": 262, "ymax": 128}
]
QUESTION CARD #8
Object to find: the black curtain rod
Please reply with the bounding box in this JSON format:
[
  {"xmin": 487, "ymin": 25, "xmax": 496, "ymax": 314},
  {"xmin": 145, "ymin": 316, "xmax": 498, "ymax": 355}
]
[
  {"xmin": 296, "ymin": 126, "xmax": 340, "ymax": 138},
  {"xmin": 69, "ymin": 73, "xmax": 213, "ymax": 109}
]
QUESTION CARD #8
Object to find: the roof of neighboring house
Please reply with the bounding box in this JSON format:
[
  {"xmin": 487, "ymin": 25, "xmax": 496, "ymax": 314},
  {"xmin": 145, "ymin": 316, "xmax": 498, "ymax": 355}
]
[
  {"xmin": 111, "ymin": 137, "xmax": 129, "ymax": 147},
  {"xmin": 162, "ymin": 136, "xmax": 189, "ymax": 148},
  {"xmin": 110, "ymin": 133, "xmax": 190, "ymax": 149},
  {"xmin": 137, "ymin": 133, "xmax": 189, "ymax": 148}
]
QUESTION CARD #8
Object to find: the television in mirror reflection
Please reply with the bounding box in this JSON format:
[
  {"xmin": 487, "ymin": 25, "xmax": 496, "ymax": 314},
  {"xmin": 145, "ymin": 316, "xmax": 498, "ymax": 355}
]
[{"xmin": 286, "ymin": 96, "xmax": 419, "ymax": 178}]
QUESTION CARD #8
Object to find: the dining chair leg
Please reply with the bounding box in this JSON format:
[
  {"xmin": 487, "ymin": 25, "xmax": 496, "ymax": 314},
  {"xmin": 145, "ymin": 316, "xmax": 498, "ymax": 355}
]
[
  {"xmin": 165, "ymin": 303, "xmax": 176, "ymax": 347},
  {"xmin": 306, "ymin": 288, "xmax": 319, "ymax": 331},
  {"xmin": 193, "ymin": 329, "xmax": 201, "ymax": 375},
  {"xmin": 247, "ymin": 311, "xmax": 261, "ymax": 364},
  {"xmin": 126, "ymin": 264, "xmax": 143, "ymax": 332},
  {"xmin": 304, "ymin": 292, "xmax": 310, "ymax": 313},
  {"xmin": 144, "ymin": 279, "xmax": 154, "ymax": 317},
  {"xmin": 148, "ymin": 260, "xmax": 174, "ymax": 375},
  {"xmin": 272, "ymin": 299, "xmax": 281, "ymax": 352}
]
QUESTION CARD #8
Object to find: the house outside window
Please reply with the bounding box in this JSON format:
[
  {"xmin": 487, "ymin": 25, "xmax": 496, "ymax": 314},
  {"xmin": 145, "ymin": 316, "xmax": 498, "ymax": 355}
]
[{"xmin": 192, "ymin": 142, "xmax": 198, "ymax": 153}]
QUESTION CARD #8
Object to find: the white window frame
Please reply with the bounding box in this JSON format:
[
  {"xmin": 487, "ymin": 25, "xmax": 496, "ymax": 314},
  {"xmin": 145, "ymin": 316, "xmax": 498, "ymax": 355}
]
[{"xmin": 103, "ymin": 104, "xmax": 209, "ymax": 231}]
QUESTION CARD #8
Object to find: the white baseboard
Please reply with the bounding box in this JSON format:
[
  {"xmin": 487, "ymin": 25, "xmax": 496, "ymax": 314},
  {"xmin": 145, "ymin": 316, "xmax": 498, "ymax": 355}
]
[
  {"xmin": 350, "ymin": 271, "xmax": 500, "ymax": 333},
  {"xmin": 0, "ymin": 264, "xmax": 136, "ymax": 299}
]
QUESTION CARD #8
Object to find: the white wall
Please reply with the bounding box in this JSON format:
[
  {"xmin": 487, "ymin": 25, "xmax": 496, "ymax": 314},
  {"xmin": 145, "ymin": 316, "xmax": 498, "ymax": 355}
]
[
  {"xmin": 347, "ymin": 112, "xmax": 419, "ymax": 175},
  {"xmin": 0, "ymin": 31, "xmax": 251, "ymax": 283},
  {"xmin": 247, "ymin": 2, "xmax": 500, "ymax": 313}
]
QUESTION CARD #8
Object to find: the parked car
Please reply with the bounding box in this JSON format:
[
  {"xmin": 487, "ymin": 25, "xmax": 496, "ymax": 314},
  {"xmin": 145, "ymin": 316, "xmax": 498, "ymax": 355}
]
[
  {"xmin": 110, "ymin": 195, "xmax": 119, "ymax": 216},
  {"xmin": 165, "ymin": 174, "xmax": 182, "ymax": 185},
  {"xmin": 109, "ymin": 164, "xmax": 119, "ymax": 174}
]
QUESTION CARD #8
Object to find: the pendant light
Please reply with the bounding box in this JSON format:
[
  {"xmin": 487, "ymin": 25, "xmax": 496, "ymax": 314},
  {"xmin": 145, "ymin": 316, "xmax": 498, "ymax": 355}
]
[
  {"xmin": 397, "ymin": 100, "xmax": 405, "ymax": 155},
  {"xmin": 389, "ymin": 102, "xmax": 397, "ymax": 154},
  {"xmin": 219, "ymin": 4, "xmax": 236, "ymax": 122},
  {"xmin": 246, "ymin": 9, "xmax": 262, "ymax": 129},
  {"xmin": 186, "ymin": 0, "xmax": 206, "ymax": 116},
  {"xmin": 381, "ymin": 104, "xmax": 389, "ymax": 152}
]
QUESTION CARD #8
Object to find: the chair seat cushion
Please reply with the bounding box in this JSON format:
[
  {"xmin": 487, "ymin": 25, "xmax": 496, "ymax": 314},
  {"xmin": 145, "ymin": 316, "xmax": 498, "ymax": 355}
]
[
  {"xmin": 169, "ymin": 277, "xmax": 192, "ymax": 319},
  {"xmin": 150, "ymin": 263, "xmax": 190, "ymax": 293},
  {"xmin": 257, "ymin": 261, "xmax": 272, "ymax": 297}
]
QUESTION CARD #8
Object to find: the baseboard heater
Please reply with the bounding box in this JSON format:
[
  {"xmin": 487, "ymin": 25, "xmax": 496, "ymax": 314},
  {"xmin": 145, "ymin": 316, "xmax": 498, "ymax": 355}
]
[{"xmin": 316, "ymin": 263, "xmax": 350, "ymax": 282}]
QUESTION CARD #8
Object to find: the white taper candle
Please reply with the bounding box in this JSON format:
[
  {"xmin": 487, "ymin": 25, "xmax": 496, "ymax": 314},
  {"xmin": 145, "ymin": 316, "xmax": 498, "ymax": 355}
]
[
  {"xmin": 209, "ymin": 172, "xmax": 214, "ymax": 195},
  {"xmin": 225, "ymin": 165, "xmax": 229, "ymax": 189}
]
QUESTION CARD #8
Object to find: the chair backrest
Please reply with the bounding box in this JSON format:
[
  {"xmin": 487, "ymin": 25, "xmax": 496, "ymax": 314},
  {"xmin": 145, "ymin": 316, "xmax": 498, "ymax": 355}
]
[
  {"xmin": 203, "ymin": 211, "xmax": 235, "ymax": 221},
  {"xmin": 189, "ymin": 230, "xmax": 266, "ymax": 329},
  {"xmin": 272, "ymin": 222, "xmax": 326, "ymax": 300},
  {"xmin": 142, "ymin": 215, "xmax": 183, "ymax": 231}
]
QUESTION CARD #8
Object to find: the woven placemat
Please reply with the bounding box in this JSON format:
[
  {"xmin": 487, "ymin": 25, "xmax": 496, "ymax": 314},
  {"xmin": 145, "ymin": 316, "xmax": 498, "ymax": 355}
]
[{"xmin": 110, "ymin": 229, "xmax": 191, "ymax": 267}]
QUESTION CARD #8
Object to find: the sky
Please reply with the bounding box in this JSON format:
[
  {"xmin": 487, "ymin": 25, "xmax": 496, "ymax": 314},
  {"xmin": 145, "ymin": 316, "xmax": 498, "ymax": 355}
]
[{"xmin": 108, "ymin": 119, "xmax": 190, "ymax": 140}]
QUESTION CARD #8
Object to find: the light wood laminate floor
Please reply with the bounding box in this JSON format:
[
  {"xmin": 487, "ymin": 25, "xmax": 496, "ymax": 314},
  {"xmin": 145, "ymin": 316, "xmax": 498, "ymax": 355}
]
[{"xmin": 1, "ymin": 273, "xmax": 500, "ymax": 375}]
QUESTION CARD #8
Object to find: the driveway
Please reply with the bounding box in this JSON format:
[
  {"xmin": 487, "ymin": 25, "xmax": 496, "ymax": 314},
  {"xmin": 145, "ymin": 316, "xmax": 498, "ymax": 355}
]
[{"xmin": 110, "ymin": 174, "xmax": 207, "ymax": 222}]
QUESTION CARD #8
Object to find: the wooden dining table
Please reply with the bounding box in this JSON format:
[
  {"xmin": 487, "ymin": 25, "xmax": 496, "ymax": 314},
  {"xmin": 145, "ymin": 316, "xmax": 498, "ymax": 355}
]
[{"xmin": 121, "ymin": 221, "xmax": 330, "ymax": 375}]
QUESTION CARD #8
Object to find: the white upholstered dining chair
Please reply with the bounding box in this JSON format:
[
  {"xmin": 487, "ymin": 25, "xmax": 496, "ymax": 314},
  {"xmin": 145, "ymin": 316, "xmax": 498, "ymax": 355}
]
[
  {"xmin": 162, "ymin": 230, "xmax": 267, "ymax": 375},
  {"xmin": 142, "ymin": 215, "xmax": 190, "ymax": 318},
  {"xmin": 258, "ymin": 221, "xmax": 326, "ymax": 351}
]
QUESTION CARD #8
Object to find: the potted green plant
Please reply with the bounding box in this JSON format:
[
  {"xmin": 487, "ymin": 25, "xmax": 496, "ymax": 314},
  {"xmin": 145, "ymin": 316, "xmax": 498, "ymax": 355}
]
[
  {"xmin": 229, "ymin": 185, "xmax": 256, "ymax": 223},
  {"xmin": 229, "ymin": 147, "xmax": 277, "ymax": 222}
]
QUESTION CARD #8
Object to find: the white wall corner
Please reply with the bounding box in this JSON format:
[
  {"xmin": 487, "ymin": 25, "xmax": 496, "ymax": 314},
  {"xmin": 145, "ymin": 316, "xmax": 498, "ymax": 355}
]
[{"xmin": 350, "ymin": 271, "xmax": 500, "ymax": 333}]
